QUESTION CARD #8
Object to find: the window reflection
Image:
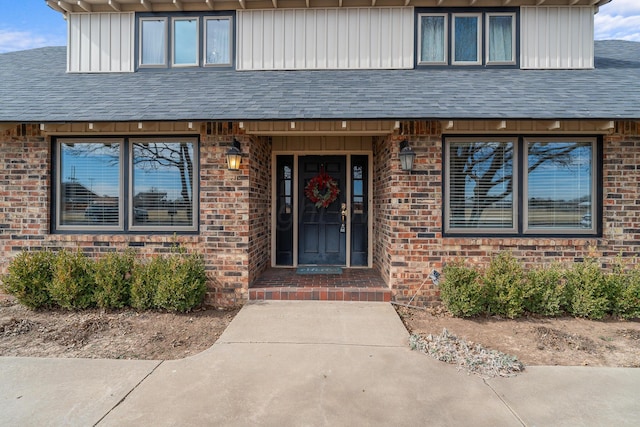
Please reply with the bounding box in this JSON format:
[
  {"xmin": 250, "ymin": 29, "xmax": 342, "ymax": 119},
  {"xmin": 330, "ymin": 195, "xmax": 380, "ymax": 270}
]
[
  {"xmin": 60, "ymin": 142, "xmax": 121, "ymax": 226},
  {"xmin": 132, "ymin": 141, "xmax": 195, "ymax": 227},
  {"xmin": 448, "ymin": 140, "xmax": 514, "ymax": 229},
  {"xmin": 527, "ymin": 141, "xmax": 592, "ymax": 230}
]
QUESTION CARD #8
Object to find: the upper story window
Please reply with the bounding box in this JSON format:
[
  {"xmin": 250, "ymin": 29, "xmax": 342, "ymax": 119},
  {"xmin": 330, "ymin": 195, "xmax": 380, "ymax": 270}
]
[
  {"xmin": 138, "ymin": 13, "xmax": 233, "ymax": 69},
  {"xmin": 418, "ymin": 9, "xmax": 517, "ymax": 67}
]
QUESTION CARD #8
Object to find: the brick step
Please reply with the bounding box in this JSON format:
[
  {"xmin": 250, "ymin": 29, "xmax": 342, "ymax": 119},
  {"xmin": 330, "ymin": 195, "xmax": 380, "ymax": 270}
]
[{"xmin": 248, "ymin": 287, "xmax": 392, "ymax": 302}]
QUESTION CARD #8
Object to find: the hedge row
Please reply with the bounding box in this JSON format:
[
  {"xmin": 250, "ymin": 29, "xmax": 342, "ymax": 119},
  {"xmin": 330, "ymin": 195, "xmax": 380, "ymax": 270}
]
[
  {"xmin": 2, "ymin": 249, "xmax": 207, "ymax": 313},
  {"xmin": 440, "ymin": 252, "xmax": 640, "ymax": 320}
]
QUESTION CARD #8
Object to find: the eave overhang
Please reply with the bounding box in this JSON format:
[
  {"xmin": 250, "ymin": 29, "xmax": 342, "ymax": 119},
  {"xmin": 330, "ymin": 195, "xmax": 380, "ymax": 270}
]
[{"xmin": 46, "ymin": 0, "xmax": 613, "ymax": 15}]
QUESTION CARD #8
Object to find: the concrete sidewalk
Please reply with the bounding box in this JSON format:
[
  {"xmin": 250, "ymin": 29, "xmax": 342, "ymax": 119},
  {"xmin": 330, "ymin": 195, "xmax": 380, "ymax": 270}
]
[{"xmin": 1, "ymin": 301, "xmax": 639, "ymax": 426}]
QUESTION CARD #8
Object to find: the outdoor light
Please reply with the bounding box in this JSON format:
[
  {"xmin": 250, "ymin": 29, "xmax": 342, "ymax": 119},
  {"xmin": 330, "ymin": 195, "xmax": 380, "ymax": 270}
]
[
  {"xmin": 399, "ymin": 139, "xmax": 416, "ymax": 172},
  {"xmin": 226, "ymin": 138, "xmax": 242, "ymax": 171}
]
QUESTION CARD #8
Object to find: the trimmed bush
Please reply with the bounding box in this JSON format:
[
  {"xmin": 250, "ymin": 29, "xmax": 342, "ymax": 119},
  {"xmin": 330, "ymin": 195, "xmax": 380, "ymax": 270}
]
[
  {"xmin": 2, "ymin": 250, "xmax": 55, "ymax": 309},
  {"xmin": 153, "ymin": 253, "xmax": 207, "ymax": 313},
  {"xmin": 130, "ymin": 258, "xmax": 158, "ymax": 310},
  {"xmin": 564, "ymin": 257, "xmax": 609, "ymax": 319},
  {"xmin": 440, "ymin": 261, "xmax": 483, "ymax": 317},
  {"xmin": 619, "ymin": 266, "xmax": 640, "ymax": 320},
  {"xmin": 482, "ymin": 252, "xmax": 525, "ymax": 319},
  {"xmin": 94, "ymin": 250, "xmax": 135, "ymax": 309},
  {"xmin": 48, "ymin": 250, "xmax": 95, "ymax": 310},
  {"xmin": 522, "ymin": 264, "xmax": 566, "ymax": 316}
]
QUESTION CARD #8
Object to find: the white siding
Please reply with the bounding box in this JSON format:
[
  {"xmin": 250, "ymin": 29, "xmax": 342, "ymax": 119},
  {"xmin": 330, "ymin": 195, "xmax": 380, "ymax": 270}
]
[
  {"xmin": 237, "ymin": 8, "xmax": 414, "ymax": 71},
  {"xmin": 67, "ymin": 13, "xmax": 134, "ymax": 73},
  {"xmin": 521, "ymin": 6, "xmax": 594, "ymax": 69}
]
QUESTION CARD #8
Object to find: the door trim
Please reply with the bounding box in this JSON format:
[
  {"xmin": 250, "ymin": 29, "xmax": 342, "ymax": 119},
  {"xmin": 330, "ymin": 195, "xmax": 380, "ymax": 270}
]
[{"xmin": 271, "ymin": 150, "xmax": 373, "ymax": 268}]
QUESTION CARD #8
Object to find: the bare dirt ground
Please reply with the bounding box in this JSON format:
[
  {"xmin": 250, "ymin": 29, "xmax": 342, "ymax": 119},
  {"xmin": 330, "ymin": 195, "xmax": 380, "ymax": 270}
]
[
  {"xmin": 2, "ymin": 297, "xmax": 640, "ymax": 367},
  {"xmin": 397, "ymin": 306, "xmax": 640, "ymax": 368},
  {"xmin": 0, "ymin": 299, "xmax": 238, "ymax": 360}
]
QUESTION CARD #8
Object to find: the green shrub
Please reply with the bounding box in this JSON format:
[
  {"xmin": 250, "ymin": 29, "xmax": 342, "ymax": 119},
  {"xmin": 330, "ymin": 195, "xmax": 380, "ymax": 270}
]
[
  {"xmin": 48, "ymin": 250, "xmax": 95, "ymax": 310},
  {"xmin": 440, "ymin": 261, "xmax": 483, "ymax": 317},
  {"xmin": 619, "ymin": 266, "xmax": 640, "ymax": 320},
  {"xmin": 130, "ymin": 258, "xmax": 158, "ymax": 310},
  {"xmin": 523, "ymin": 264, "xmax": 566, "ymax": 316},
  {"xmin": 564, "ymin": 257, "xmax": 609, "ymax": 319},
  {"xmin": 482, "ymin": 252, "xmax": 525, "ymax": 319},
  {"xmin": 2, "ymin": 250, "xmax": 55, "ymax": 309},
  {"xmin": 94, "ymin": 250, "xmax": 135, "ymax": 309},
  {"xmin": 153, "ymin": 253, "xmax": 207, "ymax": 313}
]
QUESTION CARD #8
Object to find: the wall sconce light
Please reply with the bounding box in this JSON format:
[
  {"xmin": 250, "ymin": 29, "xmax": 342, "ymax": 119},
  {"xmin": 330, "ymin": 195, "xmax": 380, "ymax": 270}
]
[
  {"xmin": 399, "ymin": 139, "xmax": 416, "ymax": 172},
  {"xmin": 226, "ymin": 138, "xmax": 242, "ymax": 171}
]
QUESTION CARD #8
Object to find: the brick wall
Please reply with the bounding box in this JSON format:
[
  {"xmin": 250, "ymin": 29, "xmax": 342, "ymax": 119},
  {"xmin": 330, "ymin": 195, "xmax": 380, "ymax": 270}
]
[
  {"xmin": 1, "ymin": 123, "xmax": 251, "ymax": 307},
  {"xmin": 247, "ymin": 136, "xmax": 272, "ymax": 285},
  {"xmin": 377, "ymin": 121, "xmax": 640, "ymax": 306}
]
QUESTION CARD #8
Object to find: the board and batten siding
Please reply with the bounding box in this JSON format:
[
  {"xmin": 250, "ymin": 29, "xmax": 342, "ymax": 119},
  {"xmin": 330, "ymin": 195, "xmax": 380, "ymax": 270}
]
[
  {"xmin": 237, "ymin": 8, "xmax": 414, "ymax": 70},
  {"xmin": 67, "ymin": 13, "xmax": 135, "ymax": 73},
  {"xmin": 520, "ymin": 6, "xmax": 594, "ymax": 69}
]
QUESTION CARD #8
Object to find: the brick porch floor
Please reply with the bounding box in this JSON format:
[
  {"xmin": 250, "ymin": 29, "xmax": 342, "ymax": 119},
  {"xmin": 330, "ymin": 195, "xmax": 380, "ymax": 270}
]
[{"xmin": 249, "ymin": 268, "xmax": 392, "ymax": 302}]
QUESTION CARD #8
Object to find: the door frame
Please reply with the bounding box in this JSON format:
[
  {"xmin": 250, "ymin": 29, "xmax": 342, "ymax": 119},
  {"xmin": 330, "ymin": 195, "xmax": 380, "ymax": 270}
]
[{"xmin": 271, "ymin": 151, "xmax": 373, "ymax": 268}]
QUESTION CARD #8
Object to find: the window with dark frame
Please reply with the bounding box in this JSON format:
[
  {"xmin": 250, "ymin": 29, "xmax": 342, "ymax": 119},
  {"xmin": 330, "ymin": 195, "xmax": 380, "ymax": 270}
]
[
  {"xmin": 54, "ymin": 137, "xmax": 198, "ymax": 233},
  {"xmin": 444, "ymin": 136, "xmax": 599, "ymax": 236},
  {"xmin": 418, "ymin": 9, "xmax": 517, "ymax": 67},
  {"xmin": 138, "ymin": 13, "xmax": 233, "ymax": 69}
]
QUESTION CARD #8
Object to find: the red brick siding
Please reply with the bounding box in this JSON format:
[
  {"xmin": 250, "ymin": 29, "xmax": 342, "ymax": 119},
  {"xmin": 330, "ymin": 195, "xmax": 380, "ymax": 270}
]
[
  {"xmin": 0, "ymin": 124, "xmax": 251, "ymax": 307},
  {"xmin": 381, "ymin": 121, "xmax": 640, "ymax": 306},
  {"xmin": 247, "ymin": 136, "xmax": 272, "ymax": 285}
]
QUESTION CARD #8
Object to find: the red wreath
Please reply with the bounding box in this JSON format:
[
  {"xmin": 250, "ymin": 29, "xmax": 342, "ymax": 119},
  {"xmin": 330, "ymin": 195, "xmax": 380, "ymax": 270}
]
[{"xmin": 305, "ymin": 172, "xmax": 340, "ymax": 208}]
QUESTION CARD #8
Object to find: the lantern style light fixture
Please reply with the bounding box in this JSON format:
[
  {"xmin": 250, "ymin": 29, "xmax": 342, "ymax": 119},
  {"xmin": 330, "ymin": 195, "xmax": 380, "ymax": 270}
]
[
  {"xmin": 399, "ymin": 139, "xmax": 416, "ymax": 172},
  {"xmin": 226, "ymin": 138, "xmax": 242, "ymax": 171}
]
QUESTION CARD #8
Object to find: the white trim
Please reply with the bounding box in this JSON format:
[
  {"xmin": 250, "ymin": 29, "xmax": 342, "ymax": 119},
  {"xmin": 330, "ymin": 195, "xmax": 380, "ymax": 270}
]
[
  {"xmin": 417, "ymin": 13, "xmax": 448, "ymax": 65},
  {"xmin": 451, "ymin": 13, "xmax": 482, "ymax": 66},
  {"xmin": 171, "ymin": 17, "xmax": 200, "ymax": 67},
  {"xmin": 485, "ymin": 12, "xmax": 517, "ymax": 66}
]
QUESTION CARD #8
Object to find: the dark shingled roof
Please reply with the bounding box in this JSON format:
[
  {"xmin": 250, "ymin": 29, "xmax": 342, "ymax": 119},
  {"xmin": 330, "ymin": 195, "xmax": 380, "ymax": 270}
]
[{"xmin": 1, "ymin": 40, "xmax": 639, "ymax": 122}]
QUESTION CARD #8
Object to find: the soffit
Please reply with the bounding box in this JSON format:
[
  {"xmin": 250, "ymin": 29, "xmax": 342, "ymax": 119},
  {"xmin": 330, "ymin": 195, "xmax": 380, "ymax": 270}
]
[{"xmin": 46, "ymin": 0, "xmax": 612, "ymax": 14}]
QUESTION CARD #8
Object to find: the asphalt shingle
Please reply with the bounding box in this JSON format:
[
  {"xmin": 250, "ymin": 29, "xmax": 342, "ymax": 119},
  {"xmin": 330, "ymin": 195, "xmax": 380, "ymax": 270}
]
[{"xmin": 0, "ymin": 40, "xmax": 639, "ymax": 122}]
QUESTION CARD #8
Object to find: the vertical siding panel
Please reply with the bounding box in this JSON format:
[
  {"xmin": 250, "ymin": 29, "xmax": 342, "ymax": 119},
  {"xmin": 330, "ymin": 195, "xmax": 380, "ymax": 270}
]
[
  {"xmin": 521, "ymin": 6, "xmax": 594, "ymax": 70},
  {"xmin": 80, "ymin": 14, "xmax": 91, "ymax": 72},
  {"xmin": 238, "ymin": 7, "xmax": 412, "ymax": 71},
  {"xmin": 273, "ymin": 11, "xmax": 284, "ymax": 69},
  {"xmin": 370, "ymin": 8, "xmax": 379, "ymax": 68},
  {"xmin": 316, "ymin": 9, "xmax": 326, "ymax": 69},
  {"xmin": 110, "ymin": 15, "xmax": 120, "ymax": 72},
  {"xmin": 68, "ymin": 15, "xmax": 80, "ymax": 72},
  {"xmin": 327, "ymin": 9, "xmax": 337, "ymax": 69},
  {"xmin": 263, "ymin": 10, "xmax": 274, "ymax": 70}
]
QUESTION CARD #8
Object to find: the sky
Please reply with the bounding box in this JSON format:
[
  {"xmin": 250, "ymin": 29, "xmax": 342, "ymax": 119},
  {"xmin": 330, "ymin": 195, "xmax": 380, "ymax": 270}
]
[{"xmin": 0, "ymin": 0, "xmax": 639, "ymax": 54}]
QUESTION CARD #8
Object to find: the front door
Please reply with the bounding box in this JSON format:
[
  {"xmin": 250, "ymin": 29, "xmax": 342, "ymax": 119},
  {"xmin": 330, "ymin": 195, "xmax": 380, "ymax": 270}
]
[{"xmin": 298, "ymin": 156, "xmax": 346, "ymax": 265}]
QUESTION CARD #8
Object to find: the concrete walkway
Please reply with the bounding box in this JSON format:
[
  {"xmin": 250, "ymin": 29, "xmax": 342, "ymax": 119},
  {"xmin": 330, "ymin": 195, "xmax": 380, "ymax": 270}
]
[{"xmin": 1, "ymin": 301, "xmax": 639, "ymax": 426}]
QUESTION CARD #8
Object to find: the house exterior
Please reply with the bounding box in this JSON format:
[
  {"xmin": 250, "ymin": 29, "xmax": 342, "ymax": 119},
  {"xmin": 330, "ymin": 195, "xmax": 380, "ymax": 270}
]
[{"xmin": 1, "ymin": 0, "xmax": 639, "ymax": 306}]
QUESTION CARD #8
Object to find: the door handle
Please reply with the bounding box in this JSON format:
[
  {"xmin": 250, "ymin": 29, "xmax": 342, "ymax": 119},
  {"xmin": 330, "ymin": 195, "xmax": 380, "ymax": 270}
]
[{"xmin": 341, "ymin": 203, "xmax": 348, "ymax": 223}]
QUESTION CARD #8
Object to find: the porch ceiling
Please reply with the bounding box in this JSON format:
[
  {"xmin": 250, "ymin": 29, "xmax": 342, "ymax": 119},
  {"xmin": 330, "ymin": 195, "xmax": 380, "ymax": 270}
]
[{"xmin": 46, "ymin": 0, "xmax": 612, "ymax": 14}]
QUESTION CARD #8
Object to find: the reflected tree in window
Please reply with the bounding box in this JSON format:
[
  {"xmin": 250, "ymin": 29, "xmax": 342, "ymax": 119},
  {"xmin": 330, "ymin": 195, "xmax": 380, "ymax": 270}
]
[
  {"xmin": 448, "ymin": 140, "xmax": 586, "ymax": 230},
  {"xmin": 132, "ymin": 141, "xmax": 195, "ymax": 226}
]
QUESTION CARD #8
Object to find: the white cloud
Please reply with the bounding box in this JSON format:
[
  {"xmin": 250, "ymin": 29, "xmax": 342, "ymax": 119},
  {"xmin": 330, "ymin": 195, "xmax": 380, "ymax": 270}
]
[
  {"xmin": 595, "ymin": 0, "xmax": 640, "ymax": 41},
  {"xmin": 0, "ymin": 29, "xmax": 65, "ymax": 54}
]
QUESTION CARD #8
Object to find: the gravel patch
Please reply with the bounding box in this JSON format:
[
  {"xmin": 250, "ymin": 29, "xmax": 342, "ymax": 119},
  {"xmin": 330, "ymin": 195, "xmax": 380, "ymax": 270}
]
[{"xmin": 410, "ymin": 328, "xmax": 525, "ymax": 378}]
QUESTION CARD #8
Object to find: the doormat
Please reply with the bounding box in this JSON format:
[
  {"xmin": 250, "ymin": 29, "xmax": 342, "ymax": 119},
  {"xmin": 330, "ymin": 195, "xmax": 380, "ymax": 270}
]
[{"xmin": 296, "ymin": 266, "xmax": 343, "ymax": 275}]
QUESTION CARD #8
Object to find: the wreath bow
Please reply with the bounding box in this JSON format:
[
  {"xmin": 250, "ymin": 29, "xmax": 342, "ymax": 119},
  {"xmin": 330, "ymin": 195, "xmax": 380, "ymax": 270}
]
[{"xmin": 305, "ymin": 171, "xmax": 340, "ymax": 209}]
